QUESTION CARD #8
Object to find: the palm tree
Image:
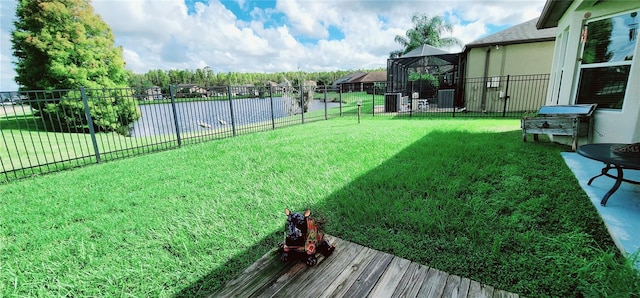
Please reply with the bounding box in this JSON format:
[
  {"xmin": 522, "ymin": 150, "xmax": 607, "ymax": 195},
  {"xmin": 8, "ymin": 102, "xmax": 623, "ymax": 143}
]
[{"xmin": 390, "ymin": 13, "xmax": 462, "ymax": 58}]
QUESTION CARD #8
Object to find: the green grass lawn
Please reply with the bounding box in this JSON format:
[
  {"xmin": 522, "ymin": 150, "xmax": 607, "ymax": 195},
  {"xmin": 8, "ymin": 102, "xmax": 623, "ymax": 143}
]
[{"xmin": 1, "ymin": 118, "xmax": 638, "ymax": 297}]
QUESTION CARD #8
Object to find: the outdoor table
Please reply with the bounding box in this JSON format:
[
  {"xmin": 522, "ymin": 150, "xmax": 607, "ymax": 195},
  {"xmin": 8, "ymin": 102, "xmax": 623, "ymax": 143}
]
[{"xmin": 577, "ymin": 143, "xmax": 640, "ymax": 206}]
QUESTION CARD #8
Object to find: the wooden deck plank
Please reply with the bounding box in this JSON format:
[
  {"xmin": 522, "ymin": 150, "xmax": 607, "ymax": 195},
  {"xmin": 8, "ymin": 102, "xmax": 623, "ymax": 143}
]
[
  {"xmin": 468, "ymin": 280, "xmax": 495, "ymax": 298},
  {"xmin": 208, "ymin": 236, "xmax": 523, "ymax": 298},
  {"xmin": 469, "ymin": 280, "xmax": 482, "ymax": 297},
  {"xmin": 255, "ymin": 251, "xmax": 330, "ymax": 297},
  {"xmin": 208, "ymin": 249, "xmax": 292, "ymax": 297},
  {"xmin": 210, "ymin": 238, "xmax": 343, "ymax": 298},
  {"xmin": 391, "ymin": 262, "xmax": 430, "ymax": 297},
  {"xmin": 264, "ymin": 237, "xmax": 364, "ymax": 297},
  {"xmin": 417, "ymin": 268, "xmax": 448, "ymax": 297},
  {"xmin": 317, "ymin": 245, "xmax": 379, "ymax": 298},
  {"xmin": 481, "ymin": 284, "xmax": 495, "ymax": 298},
  {"xmin": 368, "ymin": 257, "xmax": 412, "ymax": 297},
  {"xmin": 492, "ymin": 289, "xmax": 520, "ymax": 298},
  {"xmin": 342, "ymin": 251, "xmax": 394, "ymax": 297},
  {"xmin": 442, "ymin": 274, "xmax": 462, "ymax": 297},
  {"xmin": 459, "ymin": 277, "xmax": 471, "ymax": 297}
]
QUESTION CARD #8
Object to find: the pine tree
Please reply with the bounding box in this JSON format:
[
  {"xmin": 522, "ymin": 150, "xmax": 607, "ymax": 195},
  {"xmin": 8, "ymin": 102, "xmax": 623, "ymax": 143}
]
[{"xmin": 11, "ymin": 0, "xmax": 128, "ymax": 90}]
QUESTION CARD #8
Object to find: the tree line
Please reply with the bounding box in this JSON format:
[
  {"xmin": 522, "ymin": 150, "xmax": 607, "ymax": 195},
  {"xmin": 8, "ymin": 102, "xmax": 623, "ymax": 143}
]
[{"xmin": 126, "ymin": 68, "xmax": 383, "ymax": 89}]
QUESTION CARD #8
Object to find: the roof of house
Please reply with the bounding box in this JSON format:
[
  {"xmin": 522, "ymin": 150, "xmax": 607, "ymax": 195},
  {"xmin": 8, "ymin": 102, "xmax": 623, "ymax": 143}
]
[
  {"xmin": 278, "ymin": 78, "xmax": 292, "ymax": 87},
  {"xmin": 466, "ymin": 18, "xmax": 557, "ymax": 49},
  {"xmin": 333, "ymin": 72, "xmax": 366, "ymax": 85},
  {"xmin": 347, "ymin": 71, "xmax": 387, "ymax": 83},
  {"xmin": 537, "ymin": 0, "xmax": 574, "ymax": 29}
]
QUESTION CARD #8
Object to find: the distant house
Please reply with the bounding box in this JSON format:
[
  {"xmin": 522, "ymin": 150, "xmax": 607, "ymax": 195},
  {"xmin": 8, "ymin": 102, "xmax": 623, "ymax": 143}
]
[
  {"xmin": 460, "ymin": 17, "xmax": 557, "ymax": 112},
  {"xmin": 347, "ymin": 71, "xmax": 387, "ymax": 94},
  {"xmin": 337, "ymin": 71, "xmax": 387, "ymax": 93},
  {"xmin": 264, "ymin": 81, "xmax": 278, "ymax": 88},
  {"xmin": 537, "ymin": 0, "xmax": 640, "ymax": 144},
  {"xmin": 142, "ymin": 86, "xmax": 163, "ymax": 101},
  {"xmin": 278, "ymin": 78, "xmax": 293, "ymax": 93},
  {"xmin": 332, "ymin": 72, "xmax": 365, "ymax": 90},
  {"xmin": 176, "ymin": 84, "xmax": 208, "ymax": 98}
]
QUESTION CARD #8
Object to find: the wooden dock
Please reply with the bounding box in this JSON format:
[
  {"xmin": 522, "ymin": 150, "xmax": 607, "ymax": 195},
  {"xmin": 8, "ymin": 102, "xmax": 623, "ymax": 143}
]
[{"xmin": 209, "ymin": 236, "xmax": 522, "ymax": 297}]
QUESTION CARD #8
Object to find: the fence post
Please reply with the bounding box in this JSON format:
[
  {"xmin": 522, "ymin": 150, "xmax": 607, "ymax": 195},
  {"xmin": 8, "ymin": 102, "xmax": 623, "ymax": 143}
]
[
  {"xmin": 80, "ymin": 87, "xmax": 101, "ymax": 164},
  {"xmin": 300, "ymin": 84, "xmax": 305, "ymax": 124},
  {"xmin": 409, "ymin": 94, "xmax": 413, "ymax": 118},
  {"xmin": 452, "ymin": 88, "xmax": 456, "ymax": 117},
  {"xmin": 169, "ymin": 85, "xmax": 182, "ymax": 147},
  {"xmin": 372, "ymin": 91, "xmax": 375, "ymax": 116},
  {"xmin": 409, "ymin": 83, "xmax": 413, "ymax": 118},
  {"xmin": 502, "ymin": 75, "xmax": 510, "ymax": 118},
  {"xmin": 269, "ymin": 85, "xmax": 275, "ymax": 130},
  {"xmin": 227, "ymin": 85, "xmax": 237, "ymax": 137},
  {"xmin": 339, "ymin": 88, "xmax": 343, "ymax": 116},
  {"xmin": 324, "ymin": 85, "xmax": 328, "ymax": 120}
]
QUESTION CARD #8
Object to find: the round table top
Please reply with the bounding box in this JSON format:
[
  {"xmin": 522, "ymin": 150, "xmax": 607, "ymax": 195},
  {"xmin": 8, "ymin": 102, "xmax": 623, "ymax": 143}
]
[{"xmin": 577, "ymin": 143, "xmax": 640, "ymax": 169}]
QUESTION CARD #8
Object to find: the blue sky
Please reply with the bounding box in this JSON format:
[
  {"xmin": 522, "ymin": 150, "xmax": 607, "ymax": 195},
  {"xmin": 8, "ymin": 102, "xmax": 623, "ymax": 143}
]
[{"xmin": 0, "ymin": 0, "xmax": 546, "ymax": 90}]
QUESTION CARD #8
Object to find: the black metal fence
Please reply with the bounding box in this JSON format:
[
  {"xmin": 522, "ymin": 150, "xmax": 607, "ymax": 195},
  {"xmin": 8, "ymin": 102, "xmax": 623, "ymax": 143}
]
[
  {"xmin": 373, "ymin": 73, "xmax": 550, "ymax": 118},
  {"xmin": 1, "ymin": 74, "xmax": 549, "ymax": 183}
]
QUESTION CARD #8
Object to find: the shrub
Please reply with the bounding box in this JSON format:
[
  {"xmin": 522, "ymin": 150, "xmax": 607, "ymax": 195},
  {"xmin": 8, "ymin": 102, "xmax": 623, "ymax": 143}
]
[{"xmin": 38, "ymin": 90, "xmax": 141, "ymax": 134}]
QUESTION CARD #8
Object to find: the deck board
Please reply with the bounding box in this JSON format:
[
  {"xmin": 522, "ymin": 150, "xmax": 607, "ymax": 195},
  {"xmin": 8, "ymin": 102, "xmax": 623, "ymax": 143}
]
[
  {"xmin": 368, "ymin": 257, "xmax": 411, "ymax": 296},
  {"xmin": 208, "ymin": 236, "xmax": 523, "ymax": 298}
]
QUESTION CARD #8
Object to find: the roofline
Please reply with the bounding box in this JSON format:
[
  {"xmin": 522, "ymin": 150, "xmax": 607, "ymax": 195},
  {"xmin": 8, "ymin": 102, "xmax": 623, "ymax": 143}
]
[
  {"xmin": 464, "ymin": 37, "xmax": 556, "ymax": 50},
  {"xmin": 537, "ymin": 0, "xmax": 574, "ymax": 29}
]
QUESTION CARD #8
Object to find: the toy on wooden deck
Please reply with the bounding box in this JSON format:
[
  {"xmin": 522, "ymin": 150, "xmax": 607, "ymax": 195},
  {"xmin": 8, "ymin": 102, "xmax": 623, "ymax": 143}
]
[{"xmin": 277, "ymin": 208, "xmax": 335, "ymax": 266}]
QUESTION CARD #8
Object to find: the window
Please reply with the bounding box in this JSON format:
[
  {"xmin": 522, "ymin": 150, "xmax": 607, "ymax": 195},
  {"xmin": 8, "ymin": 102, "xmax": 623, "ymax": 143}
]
[{"xmin": 576, "ymin": 11, "xmax": 639, "ymax": 109}]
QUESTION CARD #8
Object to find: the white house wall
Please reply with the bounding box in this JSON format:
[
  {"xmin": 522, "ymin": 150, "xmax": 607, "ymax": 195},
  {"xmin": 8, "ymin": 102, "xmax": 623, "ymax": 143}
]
[{"xmin": 550, "ymin": 1, "xmax": 640, "ymax": 144}]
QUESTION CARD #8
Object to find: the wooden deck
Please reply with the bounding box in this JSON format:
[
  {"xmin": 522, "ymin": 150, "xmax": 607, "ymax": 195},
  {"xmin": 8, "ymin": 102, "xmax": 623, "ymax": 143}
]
[{"xmin": 208, "ymin": 236, "xmax": 522, "ymax": 298}]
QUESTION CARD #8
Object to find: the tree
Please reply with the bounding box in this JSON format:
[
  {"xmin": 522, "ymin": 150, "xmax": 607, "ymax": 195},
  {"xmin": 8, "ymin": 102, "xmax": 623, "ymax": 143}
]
[
  {"xmin": 12, "ymin": 0, "xmax": 129, "ymax": 89},
  {"xmin": 390, "ymin": 13, "xmax": 462, "ymax": 58},
  {"xmin": 11, "ymin": 0, "xmax": 139, "ymax": 134}
]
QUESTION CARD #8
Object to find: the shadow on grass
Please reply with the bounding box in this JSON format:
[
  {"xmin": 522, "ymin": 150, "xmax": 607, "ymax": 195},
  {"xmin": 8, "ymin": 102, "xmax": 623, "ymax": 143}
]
[
  {"xmin": 174, "ymin": 231, "xmax": 281, "ymax": 298},
  {"xmin": 177, "ymin": 129, "xmax": 624, "ymax": 297}
]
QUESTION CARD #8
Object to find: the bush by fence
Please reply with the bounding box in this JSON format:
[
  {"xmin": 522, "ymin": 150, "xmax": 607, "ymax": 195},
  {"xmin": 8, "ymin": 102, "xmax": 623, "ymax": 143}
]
[{"xmin": 1, "ymin": 74, "xmax": 549, "ymax": 183}]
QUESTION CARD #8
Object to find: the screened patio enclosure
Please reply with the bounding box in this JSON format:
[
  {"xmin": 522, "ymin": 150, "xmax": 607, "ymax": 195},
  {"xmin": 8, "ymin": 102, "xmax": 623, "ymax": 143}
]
[{"xmin": 386, "ymin": 44, "xmax": 460, "ymax": 111}]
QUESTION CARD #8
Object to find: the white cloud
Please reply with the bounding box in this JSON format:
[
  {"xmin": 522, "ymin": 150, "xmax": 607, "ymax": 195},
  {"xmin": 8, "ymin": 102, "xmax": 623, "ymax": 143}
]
[
  {"xmin": 0, "ymin": 0, "xmax": 547, "ymax": 90},
  {"xmin": 276, "ymin": 0, "xmax": 329, "ymax": 38}
]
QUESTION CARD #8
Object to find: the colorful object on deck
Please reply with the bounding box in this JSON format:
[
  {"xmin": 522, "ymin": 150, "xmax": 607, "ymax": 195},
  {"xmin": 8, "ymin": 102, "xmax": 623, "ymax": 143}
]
[{"xmin": 277, "ymin": 208, "xmax": 335, "ymax": 266}]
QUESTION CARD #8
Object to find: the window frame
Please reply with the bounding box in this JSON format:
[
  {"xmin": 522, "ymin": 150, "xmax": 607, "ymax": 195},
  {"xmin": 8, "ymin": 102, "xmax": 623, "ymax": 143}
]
[{"xmin": 574, "ymin": 10, "xmax": 639, "ymax": 110}]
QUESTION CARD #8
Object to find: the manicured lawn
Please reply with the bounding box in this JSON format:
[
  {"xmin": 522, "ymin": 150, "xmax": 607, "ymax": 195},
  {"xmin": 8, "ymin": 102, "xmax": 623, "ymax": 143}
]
[{"xmin": 1, "ymin": 118, "xmax": 638, "ymax": 297}]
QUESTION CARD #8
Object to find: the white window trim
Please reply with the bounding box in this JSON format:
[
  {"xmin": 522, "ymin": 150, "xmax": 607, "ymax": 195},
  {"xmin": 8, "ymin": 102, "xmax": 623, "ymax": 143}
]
[{"xmin": 573, "ymin": 10, "xmax": 640, "ymax": 110}]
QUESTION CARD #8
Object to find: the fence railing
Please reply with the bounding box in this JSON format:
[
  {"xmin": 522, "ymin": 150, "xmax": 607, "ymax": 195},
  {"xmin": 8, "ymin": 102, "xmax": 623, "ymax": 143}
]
[
  {"xmin": 1, "ymin": 74, "xmax": 549, "ymax": 183},
  {"xmin": 375, "ymin": 73, "xmax": 550, "ymax": 118}
]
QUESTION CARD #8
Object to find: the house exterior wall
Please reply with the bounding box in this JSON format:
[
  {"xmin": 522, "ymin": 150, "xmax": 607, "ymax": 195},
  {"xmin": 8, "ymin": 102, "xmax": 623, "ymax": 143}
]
[
  {"xmin": 547, "ymin": 1, "xmax": 640, "ymax": 144},
  {"xmin": 466, "ymin": 41, "xmax": 555, "ymax": 78},
  {"xmin": 464, "ymin": 41, "xmax": 555, "ymax": 112}
]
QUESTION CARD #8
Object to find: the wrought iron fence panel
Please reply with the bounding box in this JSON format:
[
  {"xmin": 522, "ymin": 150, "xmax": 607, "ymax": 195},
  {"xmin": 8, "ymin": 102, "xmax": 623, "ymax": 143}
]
[
  {"xmin": 1, "ymin": 89, "xmax": 98, "ymax": 181},
  {"xmin": 371, "ymin": 74, "xmax": 549, "ymax": 118}
]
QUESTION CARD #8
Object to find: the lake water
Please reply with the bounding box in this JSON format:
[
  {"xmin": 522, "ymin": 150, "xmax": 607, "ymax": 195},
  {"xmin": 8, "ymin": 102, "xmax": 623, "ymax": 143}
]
[{"xmin": 130, "ymin": 97, "xmax": 341, "ymax": 137}]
